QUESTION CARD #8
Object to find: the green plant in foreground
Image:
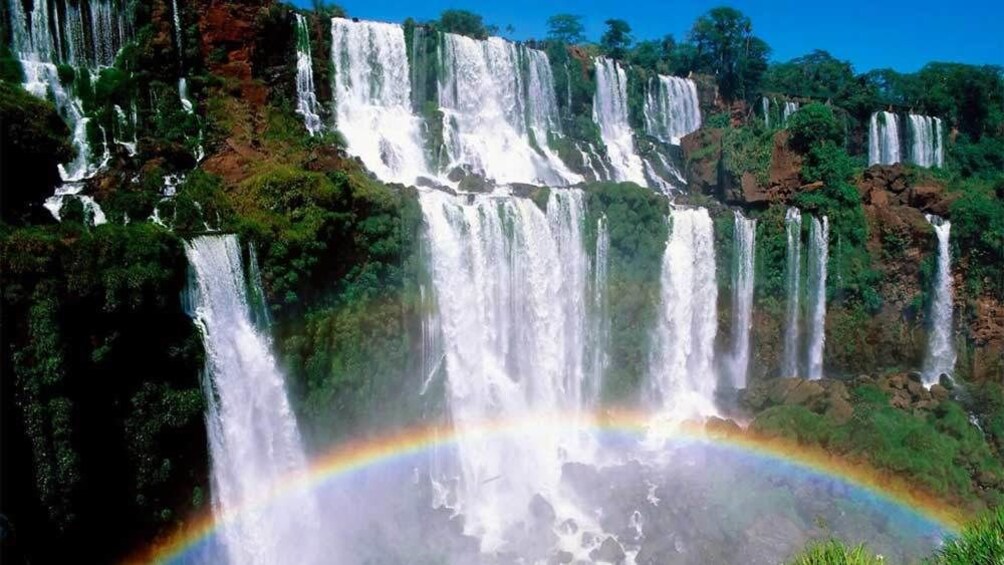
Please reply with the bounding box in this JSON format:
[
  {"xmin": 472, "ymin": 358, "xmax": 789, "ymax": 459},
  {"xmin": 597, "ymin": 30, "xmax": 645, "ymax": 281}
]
[
  {"xmin": 934, "ymin": 506, "xmax": 1004, "ymax": 565},
  {"xmin": 789, "ymin": 540, "xmax": 885, "ymax": 565}
]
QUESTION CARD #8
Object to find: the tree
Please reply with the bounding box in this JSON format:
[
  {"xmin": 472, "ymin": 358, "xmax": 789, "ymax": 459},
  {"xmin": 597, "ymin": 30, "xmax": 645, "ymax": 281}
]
[
  {"xmin": 600, "ymin": 19, "xmax": 633, "ymax": 60},
  {"xmin": 438, "ymin": 9, "xmax": 489, "ymax": 39},
  {"xmin": 688, "ymin": 7, "xmax": 770, "ymax": 100},
  {"xmin": 546, "ymin": 14, "xmax": 585, "ymax": 45}
]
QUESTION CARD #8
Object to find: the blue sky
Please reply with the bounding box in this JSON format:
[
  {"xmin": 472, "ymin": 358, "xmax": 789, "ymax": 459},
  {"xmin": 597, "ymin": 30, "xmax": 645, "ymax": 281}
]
[{"xmin": 294, "ymin": 0, "xmax": 1003, "ymax": 73}]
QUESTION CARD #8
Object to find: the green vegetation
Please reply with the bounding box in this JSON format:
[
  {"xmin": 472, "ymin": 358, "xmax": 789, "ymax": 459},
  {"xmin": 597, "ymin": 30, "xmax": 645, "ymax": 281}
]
[
  {"xmin": 546, "ymin": 14, "xmax": 585, "ymax": 45},
  {"xmin": 787, "ymin": 540, "xmax": 884, "ymax": 565},
  {"xmin": 753, "ymin": 385, "xmax": 1004, "ymax": 508},
  {"xmin": 935, "ymin": 506, "xmax": 1004, "ymax": 564},
  {"xmin": 0, "ymin": 82, "xmax": 73, "ymax": 223},
  {"xmin": 787, "ymin": 506, "xmax": 1004, "ymax": 564},
  {"xmin": 949, "ymin": 179, "xmax": 1004, "ymax": 295},
  {"xmin": 583, "ymin": 182, "xmax": 668, "ymax": 402},
  {"xmin": 688, "ymin": 7, "xmax": 770, "ymax": 101},
  {"xmin": 1, "ymin": 222, "xmax": 206, "ymax": 561},
  {"xmin": 600, "ymin": 19, "xmax": 633, "ymax": 60},
  {"xmin": 437, "ymin": 9, "xmax": 492, "ymax": 39}
]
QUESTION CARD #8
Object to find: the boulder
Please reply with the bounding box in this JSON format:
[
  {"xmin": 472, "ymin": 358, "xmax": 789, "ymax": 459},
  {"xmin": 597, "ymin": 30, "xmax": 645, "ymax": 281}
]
[
  {"xmin": 589, "ymin": 537, "xmax": 626, "ymax": 564},
  {"xmin": 930, "ymin": 384, "xmax": 950, "ymax": 401}
]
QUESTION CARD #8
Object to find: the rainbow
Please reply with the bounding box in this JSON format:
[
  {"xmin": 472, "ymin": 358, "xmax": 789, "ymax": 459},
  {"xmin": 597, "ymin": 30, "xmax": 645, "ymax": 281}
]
[{"xmin": 128, "ymin": 410, "xmax": 965, "ymax": 564}]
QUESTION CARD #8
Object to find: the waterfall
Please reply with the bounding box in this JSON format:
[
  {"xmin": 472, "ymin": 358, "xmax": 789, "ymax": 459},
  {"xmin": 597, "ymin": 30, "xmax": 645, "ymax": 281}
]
[
  {"xmin": 294, "ymin": 14, "xmax": 323, "ymax": 135},
  {"xmin": 782, "ymin": 207, "xmax": 803, "ymax": 378},
  {"xmin": 438, "ymin": 33, "xmax": 580, "ymax": 186},
  {"xmin": 418, "ymin": 188, "xmax": 592, "ymax": 549},
  {"xmin": 591, "ymin": 215, "xmax": 610, "ymax": 401},
  {"xmin": 908, "ymin": 115, "xmax": 944, "ymax": 168},
  {"xmin": 649, "ymin": 207, "xmax": 718, "ymax": 419},
  {"xmin": 184, "ymin": 235, "xmax": 320, "ymax": 565},
  {"xmin": 923, "ymin": 215, "xmax": 955, "ymax": 385},
  {"xmin": 643, "ymin": 75, "xmax": 701, "ymax": 145},
  {"xmin": 330, "ymin": 18, "xmax": 429, "ymax": 184},
  {"xmin": 593, "ymin": 57, "xmax": 647, "ymax": 186},
  {"xmin": 409, "ymin": 25, "xmax": 429, "ymax": 111},
  {"xmin": 806, "ymin": 216, "xmax": 829, "ymax": 380},
  {"xmin": 783, "ymin": 101, "xmax": 799, "ymax": 125},
  {"xmin": 727, "ymin": 211, "xmax": 756, "ymax": 389},
  {"xmin": 8, "ymin": 0, "xmax": 131, "ymax": 214},
  {"xmin": 762, "ymin": 96, "xmax": 771, "ymax": 128},
  {"xmin": 869, "ymin": 111, "xmax": 901, "ymax": 166}
]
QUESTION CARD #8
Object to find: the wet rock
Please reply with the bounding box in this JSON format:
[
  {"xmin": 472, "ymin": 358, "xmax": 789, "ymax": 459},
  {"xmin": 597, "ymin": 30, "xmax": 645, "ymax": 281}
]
[
  {"xmin": 890, "ymin": 390, "xmax": 912, "ymax": 410},
  {"xmin": 930, "ymin": 383, "xmax": 950, "ymax": 401},
  {"xmin": 549, "ymin": 550, "xmax": 574, "ymax": 564},
  {"xmin": 589, "ymin": 537, "xmax": 626, "ymax": 564},
  {"xmin": 529, "ymin": 493, "xmax": 556, "ymax": 526},
  {"xmin": 906, "ymin": 379, "xmax": 926, "ymax": 399},
  {"xmin": 705, "ymin": 416, "xmax": 742, "ymax": 436},
  {"xmin": 825, "ymin": 395, "xmax": 854, "ymax": 424},
  {"xmin": 784, "ymin": 379, "xmax": 826, "ymax": 408},
  {"xmin": 559, "ymin": 519, "xmax": 578, "ymax": 535}
]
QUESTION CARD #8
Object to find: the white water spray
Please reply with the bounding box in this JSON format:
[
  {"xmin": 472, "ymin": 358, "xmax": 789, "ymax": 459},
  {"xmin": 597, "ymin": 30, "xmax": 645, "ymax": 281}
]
[
  {"xmin": 184, "ymin": 235, "xmax": 320, "ymax": 565},
  {"xmin": 418, "ymin": 188, "xmax": 593, "ymax": 550},
  {"xmin": 923, "ymin": 215, "xmax": 955, "ymax": 385},
  {"xmin": 330, "ymin": 18, "xmax": 430, "ymax": 184},
  {"xmin": 908, "ymin": 114, "xmax": 944, "ymax": 168},
  {"xmin": 782, "ymin": 208, "xmax": 803, "ymax": 378},
  {"xmin": 649, "ymin": 208, "xmax": 719, "ymax": 419},
  {"xmin": 593, "ymin": 57, "xmax": 647, "ymax": 186},
  {"xmin": 294, "ymin": 14, "xmax": 323, "ymax": 135},
  {"xmin": 643, "ymin": 75, "xmax": 701, "ymax": 145},
  {"xmin": 806, "ymin": 216, "xmax": 829, "ymax": 380},
  {"xmin": 438, "ymin": 34, "xmax": 580, "ymax": 185},
  {"xmin": 727, "ymin": 211, "xmax": 756, "ymax": 389},
  {"xmin": 869, "ymin": 111, "xmax": 901, "ymax": 166}
]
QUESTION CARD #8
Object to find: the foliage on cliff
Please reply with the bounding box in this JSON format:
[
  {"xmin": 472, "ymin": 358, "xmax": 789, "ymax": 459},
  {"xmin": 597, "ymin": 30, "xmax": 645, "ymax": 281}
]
[
  {"xmin": 1, "ymin": 221, "xmax": 207, "ymax": 563},
  {"xmin": 583, "ymin": 182, "xmax": 668, "ymax": 402}
]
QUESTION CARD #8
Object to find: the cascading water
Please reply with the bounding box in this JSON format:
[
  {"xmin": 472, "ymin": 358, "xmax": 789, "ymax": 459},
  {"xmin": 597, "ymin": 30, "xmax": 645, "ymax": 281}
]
[
  {"xmin": 184, "ymin": 235, "xmax": 320, "ymax": 565},
  {"xmin": 294, "ymin": 14, "xmax": 323, "ymax": 135},
  {"xmin": 726, "ymin": 211, "xmax": 756, "ymax": 389},
  {"xmin": 330, "ymin": 18, "xmax": 430, "ymax": 185},
  {"xmin": 869, "ymin": 111, "xmax": 901, "ymax": 166},
  {"xmin": 923, "ymin": 215, "xmax": 955, "ymax": 385},
  {"xmin": 591, "ymin": 215, "xmax": 610, "ymax": 401},
  {"xmin": 7, "ymin": 0, "xmax": 131, "ymax": 215},
  {"xmin": 782, "ymin": 207, "xmax": 803, "ymax": 378},
  {"xmin": 438, "ymin": 33, "xmax": 580, "ymax": 186},
  {"xmin": 643, "ymin": 75, "xmax": 701, "ymax": 145},
  {"xmin": 593, "ymin": 57, "xmax": 647, "ymax": 186},
  {"xmin": 806, "ymin": 216, "xmax": 829, "ymax": 380},
  {"xmin": 418, "ymin": 188, "xmax": 593, "ymax": 550},
  {"xmin": 762, "ymin": 96, "xmax": 771, "ymax": 128},
  {"xmin": 782, "ymin": 101, "xmax": 799, "ymax": 124},
  {"xmin": 649, "ymin": 207, "xmax": 719, "ymax": 419},
  {"xmin": 908, "ymin": 114, "xmax": 944, "ymax": 168}
]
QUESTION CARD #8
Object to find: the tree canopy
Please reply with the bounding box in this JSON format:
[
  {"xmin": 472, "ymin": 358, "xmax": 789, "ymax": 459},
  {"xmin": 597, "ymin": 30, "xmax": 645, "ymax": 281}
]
[
  {"xmin": 546, "ymin": 14, "xmax": 585, "ymax": 45},
  {"xmin": 600, "ymin": 19, "xmax": 633, "ymax": 60},
  {"xmin": 688, "ymin": 7, "xmax": 770, "ymax": 100}
]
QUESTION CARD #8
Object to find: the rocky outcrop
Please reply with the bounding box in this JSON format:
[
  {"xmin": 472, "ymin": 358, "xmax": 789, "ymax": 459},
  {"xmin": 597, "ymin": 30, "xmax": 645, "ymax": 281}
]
[
  {"xmin": 682, "ymin": 129, "xmax": 804, "ymax": 206},
  {"xmin": 742, "ymin": 373, "xmax": 951, "ymax": 420},
  {"xmin": 681, "ymin": 128, "xmax": 723, "ymax": 197},
  {"xmin": 966, "ymin": 296, "xmax": 1004, "ymax": 381},
  {"xmin": 858, "ymin": 164, "xmax": 955, "ymax": 216},
  {"xmin": 741, "ymin": 377, "xmax": 855, "ymax": 423}
]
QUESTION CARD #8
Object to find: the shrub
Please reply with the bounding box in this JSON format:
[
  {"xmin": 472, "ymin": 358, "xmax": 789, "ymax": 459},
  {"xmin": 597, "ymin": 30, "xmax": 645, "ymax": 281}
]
[
  {"xmin": 787, "ymin": 540, "xmax": 884, "ymax": 565},
  {"xmin": 788, "ymin": 103, "xmax": 843, "ymax": 153},
  {"xmin": 934, "ymin": 506, "xmax": 1004, "ymax": 565}
]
